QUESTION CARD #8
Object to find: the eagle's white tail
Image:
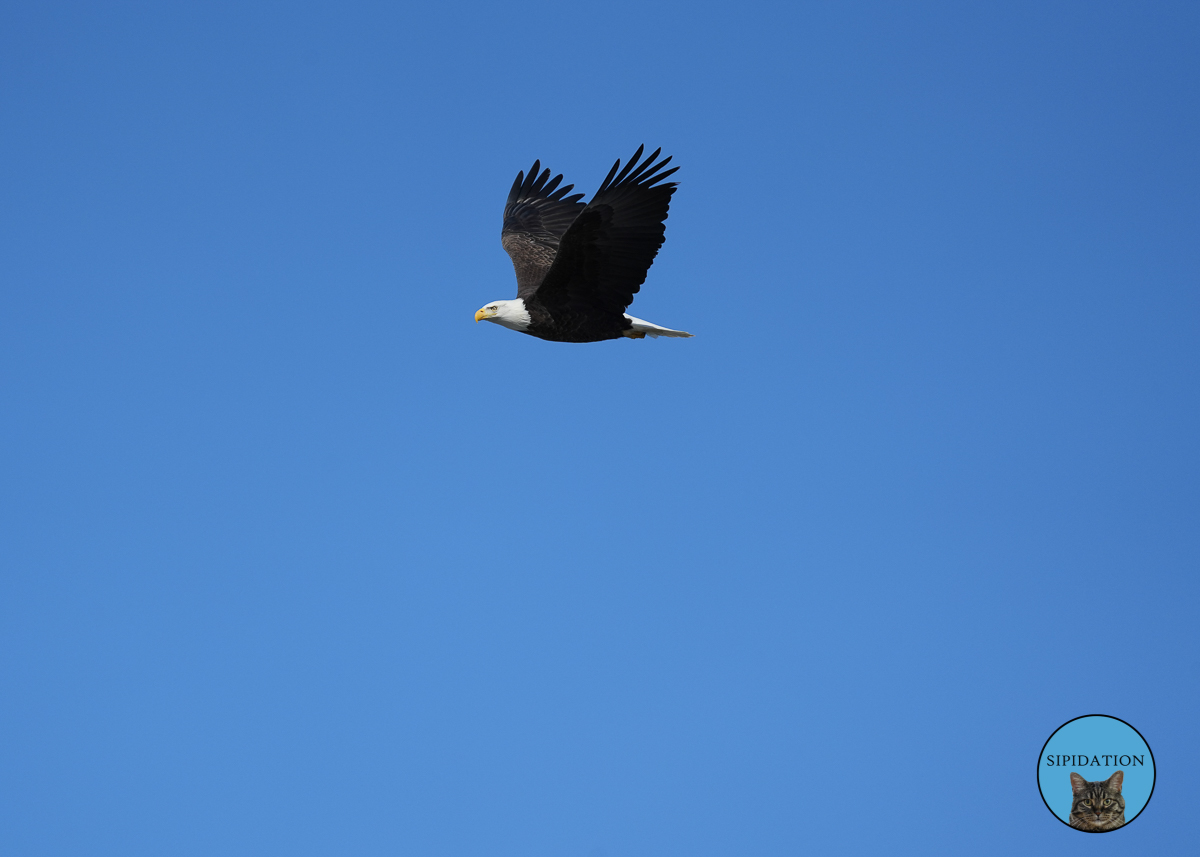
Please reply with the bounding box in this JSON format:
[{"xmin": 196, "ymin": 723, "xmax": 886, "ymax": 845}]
[{"xmin": 622, "ymin": 314, "xmax": 693, "ymax": 339}]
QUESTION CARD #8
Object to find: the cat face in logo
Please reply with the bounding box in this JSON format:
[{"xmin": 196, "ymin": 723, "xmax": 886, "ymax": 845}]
[{"xmin": 1069, "ymin": 770, "xmax": 1125, "ymax": 831}]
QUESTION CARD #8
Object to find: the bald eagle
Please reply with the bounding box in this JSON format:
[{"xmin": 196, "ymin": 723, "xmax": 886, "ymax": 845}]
[{"xmin": 475, "ymin": 145, "xmax": 692, "ymax": 342}]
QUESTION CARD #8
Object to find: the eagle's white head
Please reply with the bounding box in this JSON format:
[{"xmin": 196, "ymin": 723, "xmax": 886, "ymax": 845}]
[{"xmin": 474, "ymin": 299, "xmax": 531, "ymax": 332}]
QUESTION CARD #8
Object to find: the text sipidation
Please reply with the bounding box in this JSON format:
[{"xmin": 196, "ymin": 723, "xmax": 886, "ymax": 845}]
[{"xmin": 1044, "ymin": 755, "xmax": 1144, "ymax": 766}]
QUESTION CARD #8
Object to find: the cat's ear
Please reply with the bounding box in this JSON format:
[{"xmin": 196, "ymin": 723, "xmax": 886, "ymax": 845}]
[
  {"xmin": 1070, "ymin": 772, "xmax": 1087, "ymax": 794},
  {"xmin": 1106, "ymin": 770, "xmax": 1123, "ymax": 793}
]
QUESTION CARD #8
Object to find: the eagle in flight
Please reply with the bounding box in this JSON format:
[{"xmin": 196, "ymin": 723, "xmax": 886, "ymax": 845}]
[{"xmin": 475, "ymin": 145, "xmax": 692, "ymax": 342}]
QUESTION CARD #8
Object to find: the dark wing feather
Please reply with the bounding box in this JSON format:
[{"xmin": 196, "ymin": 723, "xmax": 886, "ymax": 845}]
[
  {"xmin": 501, "ymin": 160, "xmax": 587, "ymax": 297},
  {"xmin": 530, "ymin": 145, "xmax": 679, "ymax": 317}
]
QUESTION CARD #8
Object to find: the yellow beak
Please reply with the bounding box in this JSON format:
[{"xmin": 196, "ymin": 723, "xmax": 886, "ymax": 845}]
[{"xmin": 474, "ymin": 308, "xmax": 489, "ymax": 323}]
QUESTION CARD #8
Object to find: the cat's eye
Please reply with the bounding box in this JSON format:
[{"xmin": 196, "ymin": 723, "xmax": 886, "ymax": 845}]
[
  {"xmin": 1081, "ymin": 800, "xmax": 1091, "ymax": 806},
  {"xmin": 1104, "ymin": 799, "xmax": 1112, "ymax": 806}
]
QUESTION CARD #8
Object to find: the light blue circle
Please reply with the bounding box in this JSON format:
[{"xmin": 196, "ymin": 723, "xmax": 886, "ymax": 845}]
[{"xmin": 1038, "ymin": 715, "xmax": 1155, "ymax": 826}]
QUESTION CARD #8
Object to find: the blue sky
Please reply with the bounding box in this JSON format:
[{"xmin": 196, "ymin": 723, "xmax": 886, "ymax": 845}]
[{"xmin": 1, "ymin": 1, "xmax": 1197, "ymax": 854}]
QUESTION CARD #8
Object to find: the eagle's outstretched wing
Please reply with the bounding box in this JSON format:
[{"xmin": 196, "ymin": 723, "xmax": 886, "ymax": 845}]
[
  {"xmin": 501, "ymin": 162, "xmax": 587, "ymax": 298},
  {"xmin": 530, "ymin": 145, "xmax": 678, "ymax": 318}
]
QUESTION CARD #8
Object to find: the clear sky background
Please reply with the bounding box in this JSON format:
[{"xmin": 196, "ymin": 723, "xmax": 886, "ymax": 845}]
[{"xmin": 2, "ymin": 1, "xmax": 1197, "ymax": 854}]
